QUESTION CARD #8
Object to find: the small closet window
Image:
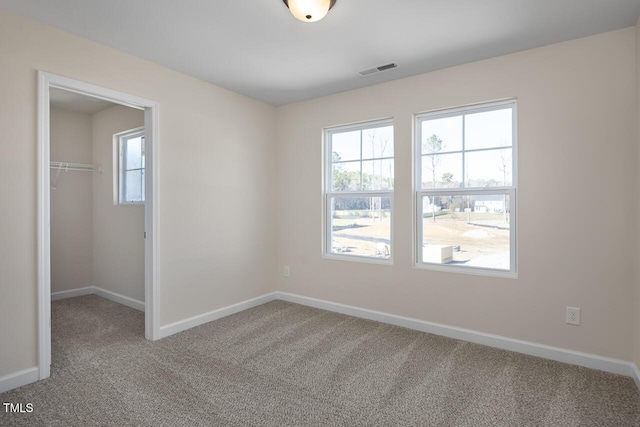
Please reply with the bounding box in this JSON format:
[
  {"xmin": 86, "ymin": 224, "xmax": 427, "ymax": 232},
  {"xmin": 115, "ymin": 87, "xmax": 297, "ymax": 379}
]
[{"xmin": 115, "ymin": 128, "xmax": 145, "ymax": 204}]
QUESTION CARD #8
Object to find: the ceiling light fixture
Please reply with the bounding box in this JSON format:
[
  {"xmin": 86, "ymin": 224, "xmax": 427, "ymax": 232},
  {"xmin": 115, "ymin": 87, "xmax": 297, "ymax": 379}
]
[{"xmin": 282, "ymin": 0, "xmax": 336, "ymax": 23}]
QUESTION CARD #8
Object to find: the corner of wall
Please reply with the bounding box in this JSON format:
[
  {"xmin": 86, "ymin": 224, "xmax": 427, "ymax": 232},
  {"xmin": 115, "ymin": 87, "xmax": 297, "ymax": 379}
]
[
  {"xmin": 0, "ymin": 367, "xmax": 39, "ymax": 394},
  {"xmin": 273, "ymin": 108, "xmax": 286, "ymax": 293}
]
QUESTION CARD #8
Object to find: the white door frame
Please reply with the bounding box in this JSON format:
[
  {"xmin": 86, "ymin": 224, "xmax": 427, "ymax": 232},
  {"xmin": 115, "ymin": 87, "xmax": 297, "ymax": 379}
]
[{"xmin": 37, "ymin": 71, "xmax": 160, "ymax": 380}]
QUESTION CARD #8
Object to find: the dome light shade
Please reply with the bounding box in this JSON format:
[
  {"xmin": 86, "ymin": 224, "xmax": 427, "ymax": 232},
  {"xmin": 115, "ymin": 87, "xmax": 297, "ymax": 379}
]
[{"xmin": 283, "ymin": 0, "xmax": 336, "ymax": 23}]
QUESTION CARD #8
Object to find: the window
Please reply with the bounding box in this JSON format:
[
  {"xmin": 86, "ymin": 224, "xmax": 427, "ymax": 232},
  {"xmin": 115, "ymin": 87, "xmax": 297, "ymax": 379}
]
[
  {"xmin": 325, "ymin": 119, "xmax": 394, "ymax": 261},
  {"xmin": 415, "ymin": 100, "xmax": 516, "ymax": 275},
  {"xmin": 116, "ymin": 128, "xmax": 145, "ymax": 204}
]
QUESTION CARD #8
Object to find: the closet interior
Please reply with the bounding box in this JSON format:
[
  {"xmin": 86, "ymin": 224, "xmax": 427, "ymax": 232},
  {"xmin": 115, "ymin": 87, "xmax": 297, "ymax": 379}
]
[{"xmin": 50, "ymin": 88, "xmax": 146, "ymax": 315}]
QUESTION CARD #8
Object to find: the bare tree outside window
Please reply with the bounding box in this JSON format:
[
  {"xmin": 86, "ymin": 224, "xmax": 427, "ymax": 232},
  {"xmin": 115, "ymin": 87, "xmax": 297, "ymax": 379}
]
[
  {"xmin": 498, "ymin": 150, "xmax": 510, "ymax": 223},
  {"xmin": 423, "ymin": 134, "xmax": 445, "ymax": 221},
  {"xmin": 416, "ymin": 101, "xmax": 516, "ymax": 274},
  {"xmin": 326, "ymin": 120, "xmax": 394, "ymax": 260}
]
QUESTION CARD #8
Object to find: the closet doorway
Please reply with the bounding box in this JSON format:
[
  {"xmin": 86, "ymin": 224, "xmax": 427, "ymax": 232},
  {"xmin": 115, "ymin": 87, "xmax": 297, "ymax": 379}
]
[{"xmin": 37, "ymin": 72, "xmax": 159, "ymax": 381}]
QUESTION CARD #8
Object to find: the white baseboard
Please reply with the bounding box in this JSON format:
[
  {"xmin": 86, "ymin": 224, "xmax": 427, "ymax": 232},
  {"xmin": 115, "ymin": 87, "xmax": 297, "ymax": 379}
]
[
  {"xmin": 51, "ymin": 287, "xmax": 94, "ymax": 301},
  {"xmin": 51, "ymin": 286, "xmax": 145, "ymax": 312},
  {"xmin": 0, "ymin": 367, "xmax": 39, "ymax": 394},
  {"xmin": 632, "ymin": 363, "xmax": 640, "ymax": 389},
  {"xmin": 275, "ymin": 291, "xmax": 636, "ymax": 380},
  {"xmin": 93, "ymin": 287, "xmax": 145, "ymax": 312},
  {"xmin": 46, "ymin": 287, "xmax": 639, "ymax": 387},
  {"xmin": 159, "ymin": 292, "xmax": 278, "ymax": 339}
]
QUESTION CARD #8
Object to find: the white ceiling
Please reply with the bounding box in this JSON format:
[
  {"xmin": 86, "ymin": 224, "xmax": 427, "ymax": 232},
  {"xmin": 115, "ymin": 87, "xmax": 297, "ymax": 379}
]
[
  {"xmin": 3, "ymin": 0, "xmax": 640, "ymax": 106},
  {"xmin": 50, "ymin": 88, "xmax": 115, "ymax": 115}
]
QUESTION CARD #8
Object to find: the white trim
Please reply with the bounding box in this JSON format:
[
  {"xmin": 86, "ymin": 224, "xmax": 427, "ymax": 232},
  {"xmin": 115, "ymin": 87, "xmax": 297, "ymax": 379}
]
[
  {"xmin": 414, "ymin": 100, "xmax": 518, "ymax": 277},
  {"xmin": 632, "ymin": 363, "xmax": 640, "ymax": 389},
  {"xmin": 159, "ymin": 293, "xmax": 278, "ymax": 339},
  {"xmin": 37, "ymin": 72, "xmax": 51, "ymax": 380},
  {"xmin": 0, "ymin": 367, "xmax": 39, "ymax": 394},
  {"xmin": 415, "ymin": 98, "xmax": 518, "ymax": 123},
  {"xmin": 50, "ymin": 286, "xmax": 144, "ymax": 312},
  {"xmin": 113, "ymin": 127, "xmax": 145, "ymax": 206},
  {"xmin": 51, "ymin": 287, "xmax": 94, "ymax": 301},
  {"xmin": 324, "ymin": 119, "xmax": 395, "ymax": 264},
  {"xmin": 37, "ymin": 71, "xmax": 161, "ymax": 386},
  {"xmin": 25, "ymin": 288, "xmax": 640, "ymax": 392},
  {"xmin": 275, "ymin": 291, "xmax": 637, "ymax": 379},
  {"xmin": 322, "ymin": 253, "xmax": 393, "ymax": 266},
  {"xmin": 144, "ymin": 105, "xmax": 161, "ymax": 341},
  {"xmin": 117, "ymin": 127, "xmax": 145, "ymax": 205},
  {"xmin": 413, "ymin": 257, "xmax": 518, "ymax": 279},
  {"xmin": 93, "ymin": 287, "xmax": 145, "ymax": 312}
]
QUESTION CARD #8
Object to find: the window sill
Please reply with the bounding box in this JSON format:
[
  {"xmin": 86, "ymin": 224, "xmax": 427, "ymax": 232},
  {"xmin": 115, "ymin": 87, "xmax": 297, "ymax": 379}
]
[
  {"xmin": 414, "ymin": 262, "xmax": 518, "ymax": 279},
  {"xmin": 323, "ymin": 253, "xmax": 393, "ymax": 266}
]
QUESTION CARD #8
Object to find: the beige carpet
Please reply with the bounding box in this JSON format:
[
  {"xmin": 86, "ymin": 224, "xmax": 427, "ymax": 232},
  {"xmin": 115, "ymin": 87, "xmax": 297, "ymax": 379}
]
[{"xmin": 1, "ymin": 294, "xmax": 639, "ymax": 426}]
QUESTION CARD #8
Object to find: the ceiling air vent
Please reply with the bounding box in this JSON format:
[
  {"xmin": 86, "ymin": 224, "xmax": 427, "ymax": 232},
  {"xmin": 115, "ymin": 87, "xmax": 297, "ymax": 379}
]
[{"xmin": 358, "ymin": 62, "xmax": 398, "ymax": 76}]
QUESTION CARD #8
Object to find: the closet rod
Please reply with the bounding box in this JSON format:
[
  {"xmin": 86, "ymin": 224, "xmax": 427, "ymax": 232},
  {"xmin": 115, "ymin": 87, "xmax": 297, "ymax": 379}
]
[
  {"xmin": 50, "ymin": 161, "xmax": 100, "ymax": 172},
  {"xmin": 50, "ymin": 162, "xmax": 102, "ymax": 190}
]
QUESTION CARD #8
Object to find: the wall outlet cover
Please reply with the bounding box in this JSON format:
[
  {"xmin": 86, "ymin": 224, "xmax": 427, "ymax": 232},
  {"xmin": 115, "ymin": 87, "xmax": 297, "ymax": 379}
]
[{"xmin": 566, "ymin": 306, "xmax": 580, "ymax": 325}]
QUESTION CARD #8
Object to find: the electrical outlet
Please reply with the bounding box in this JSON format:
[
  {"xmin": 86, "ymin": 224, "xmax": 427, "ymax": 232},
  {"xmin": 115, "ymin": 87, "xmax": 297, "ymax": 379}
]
[
  {"xmin": 566, "ymin": 306, "xmax": 580, "ymax": 325},
  {"xmin": 284, "ymin": 266, "xmax": 290, "ymax": 278}
]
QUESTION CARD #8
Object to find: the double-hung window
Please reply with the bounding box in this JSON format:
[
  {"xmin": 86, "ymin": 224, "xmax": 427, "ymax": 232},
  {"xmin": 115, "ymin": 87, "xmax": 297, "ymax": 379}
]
[
  {"xmin": 116, "ymin": 128, "xmax": 145, "ymax": 205},
  {"xmin": 415, "ymin": 100, "xmax": 517, "ymax": 275},
  {"xmin": 325, "ymin": 119, "xmax": 394, "ymax": 261}
]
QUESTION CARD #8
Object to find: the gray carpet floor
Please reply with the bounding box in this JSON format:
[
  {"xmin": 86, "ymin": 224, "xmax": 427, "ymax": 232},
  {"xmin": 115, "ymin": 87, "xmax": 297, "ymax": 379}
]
[{"xmin": 1, "ymin": 295, "xmax": 640, "ymax": 426}]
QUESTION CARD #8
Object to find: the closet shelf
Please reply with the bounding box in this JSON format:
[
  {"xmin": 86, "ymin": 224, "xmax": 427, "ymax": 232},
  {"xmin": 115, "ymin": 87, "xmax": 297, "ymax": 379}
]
[
  {"xmin": 50, "ymin": 161, "xmax": 101, "ymax": 172},
  {"xmin": 50, "ymin": 161, "xmax": 102, "ymax": 190}
]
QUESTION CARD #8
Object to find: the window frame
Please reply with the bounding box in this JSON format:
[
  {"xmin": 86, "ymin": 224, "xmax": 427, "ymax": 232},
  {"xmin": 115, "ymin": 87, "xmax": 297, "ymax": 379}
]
[
  {"xmin": 414, "ymin": 100, "xmax": 517, "ymax": 277},
  {"xmin": 114, "ymin": 127, "xmax": 145, "ymax": 205},
  {"xmin": 323, "ymin": 118, "xmax": 395, "ymax": 264}
]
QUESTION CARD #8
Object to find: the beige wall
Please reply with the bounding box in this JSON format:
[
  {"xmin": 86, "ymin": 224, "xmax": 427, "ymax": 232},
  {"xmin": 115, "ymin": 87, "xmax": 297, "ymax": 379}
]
[
  {"xmin": 1, "ymin": 7, "xmax": 638, "ymax": 381},
  {"xmin": 276, "ymin": 28, "xmax": 637, "ymax": 360},
  {"xmin": 0, "ymin": 10, "xmax": 277, "ymax": 377},
  {"xmin": 92, "ymin": 105, "xmax": 145, "ymax": 301},
  {"xmin": 50, "ymin": 108, "xmax": 93, "ymax": 293},
  {"xmin": 50, "ymin": 104, "xmax": 145, "ymax": 302}
]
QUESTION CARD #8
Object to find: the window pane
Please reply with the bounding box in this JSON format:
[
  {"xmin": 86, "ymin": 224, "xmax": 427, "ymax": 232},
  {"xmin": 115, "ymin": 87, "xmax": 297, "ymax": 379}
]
[
  {"xmin": 362, "ymin": 125, "xmax": 394, "ymax": 159},
  {"xmin": 421, "ymin": 153, "xmax": 462, "ymax": 189},
  {"xmin": 326, "ymin": 120, "xmax": 394, "ymax": 262},
  {"xmin": 421, "ymin": 116, "xmax": 462, "ymax": 154},
  {"xmin": 332, "ymin": 160, "xmax": 361, "ymax": 191},
  {"xmin": 141, "ymin": 136, "xmax": 146, "ymax": 168},
  {"xmin": 332, "ymin": 130, "xmax": 361, "ymax": 162},
  {"xmin": 465, "ymin": 108, "xmax": 512, "ymax": 150},
  {"xmin": 141, "ymin": 169, "xmax": 145, "ymax": 201},
  {"xmin": 362, "ymin": 159, "xmax": 394, "ymax": 190},
  {"xmin": 124, "ymin": 170, "xmax": 144, "ymax": 202},
  {"xmin": 421, "ymin": 194, "xmax": 510, "ymax": 270},
  {"xmin": 465, "ymin": 148, "xmax": 512, "ymax": 188},
  {"xmin": 125, "ymin": 136, "xmax": 143, "ymax": 169},
  {"xmin": 330, "ymin": 197, "xmax": 391, "ymax": 259}
]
